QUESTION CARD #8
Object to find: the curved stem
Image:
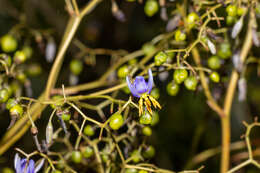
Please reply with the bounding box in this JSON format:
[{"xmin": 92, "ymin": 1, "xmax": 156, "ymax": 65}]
[{"xmin": 221, "ymin": 9, "xmax": 254, "ymax": 173}]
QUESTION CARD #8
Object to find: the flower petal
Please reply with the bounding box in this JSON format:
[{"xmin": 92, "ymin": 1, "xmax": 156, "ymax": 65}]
[
  {"xmin": 27, "ymin": 159, "xmax": 35, "ymax": 173},
  {"xmin": 14, "ymin": 153, "xmax": 20, "ymax": 170},
  {"xmin": 20, "ymin": 159, "xmax": 27, "ymax": 172},
  {"xmin": 147, "ymin": 69, "xmax": 154, "ymax": 93},
  {"xmin": 134, "ymin": 76, "xmax": 148, "ymax": 94},
  {"xmin": 35, "ymin": 159, "xmax": 44, "ymax": 173},
  {"xmin": 126, "ymin": 76, "xmax": 140, "ymax": 97}
]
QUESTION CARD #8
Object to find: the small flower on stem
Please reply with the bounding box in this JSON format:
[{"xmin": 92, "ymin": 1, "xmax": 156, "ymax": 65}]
[
  {"xmin": 14, "ymin": 153, "xmax": 44, "ymax": 173},
  {"xmin": 126, "ymin": 69, "xmax": 161, "ymax": 115}
]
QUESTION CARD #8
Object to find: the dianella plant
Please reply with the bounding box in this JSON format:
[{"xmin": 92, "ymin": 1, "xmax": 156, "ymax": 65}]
[{"xmin": 0, "ymin": 0, "xmax": 260, "ymax": 173}]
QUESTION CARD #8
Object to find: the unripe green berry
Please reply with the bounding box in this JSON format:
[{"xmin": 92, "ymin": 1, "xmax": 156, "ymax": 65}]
[
  {"xmin": 175, "ymin": 30, "xmax": 186, "ymax": 42},
  {"xmin": 109, "ymin": 113, "xmax": 124, "ymax": 130},
  {"xmin": 2, "ymin": 167, "xmax": 14, "ymax": 173},
  {"xmin": 101, "ymin": 154, "xmax": 109, "ymax": 163},
  {"xmin": 131, "ymin": 150, "xmax": 141, "ymax": 163},
  {"xmin": 143, "ymin": 145, "xmax": 155, "ymax": 158},
  {"xmin": 138, "ymin": 170, "xmax": 148, "ymax": 173},
  {"xmin": 61, "ymin": 113, "xmax": 71, "ymax": 121},
  {"xmin": 174, "ymin": 69, "xmax": 188, "ymax": 84},
  {"xmin": 151, "ymin": 112, "xmax": 159, "ymax": 126},
  {"xmin": 154, "ymin": 51, "xmax": 167, "ymax": 66},
  {"xmin": 166, "ymin": 82, "xmax": 179, "ymax": 96},
  {"xmin": 237, "ymin": 7, "xmax": 245, "ymax": 16},
  {"xmin": 150, "ymin": 88, "xmax": 160, "ymax": 99},
  {"xmin": 117, "ymin": 65, "xmax": 129, "ymax": 78},
  {"xmin": 139, "ymin": 112, "xmax": 152, "ymax": 125},
  {"xmin": 10, "ymin": 104, "xmax": 23, "ymax": 116},
  {"xmin": 22, "ymin": 46, "xmax": 33, "ymax": 59},
  {"xmin": 208, "ymin": 56, "xmax": 221, "ymax": 70},
  {"xmin": 144, "ymin": 0, "xmax": 159, "ymax": 17},
  {"xmin": 82, "ymin": 146, "xmax": 94, "ymax": 158},
  {"xmin": 226, "ymin": 15, "xmax": 236, "ymax": 26},
  {"xmin": 3, "ymin": 55, "xmax": 12, "ymax": 67},
  {"xmin": 71, "ymin": 151, "xmax": 82, "ymax": 164},
  {"xmin": 50, "ymin": 95, "xmax": 63, "ymax": 109},
  {"xmin": 6, "ymin": 98, "xmax": 17, "ymax": 110},
  {"xmin": 184, "ymin": 76, "xmax": 198, "ymax": 91},
  {"xmin": 218, "ymin": 43, "xmax": 232, "ymax": 59},
  {"xmin": 142, "ymin": 43, "xmax": 156, "ymax": 56},
  {"xmin": 210, "ymin": 72, "xmax": 220, "ymax": 83},
  {"xmin": 1, "ymin": 35, "xmax": 17, "ymax": 52},
  {"xmin": 226, "ymin": 5, "xmax": 237, "ymax": 17},
  {"xmin": 83, "ymin": 125, "xmax": 95, "ymax": 136},
  {"xmin": 186, "ymin": 12, "xmax": 199, "ymax": 28},
  {"xmin": 0, "ymin": 88, "xmax": 10, "ymax": 103},
  {"xmin": 70, "ymin": 59, "xmax": 83, "ymax": 76},
  {"xmin": 26, "ymin": 64, "xmax": 42, "ymax": 76},
  {"xmin": 14, "ymin": 51, "xmax": 27, "ymax": 64},
  {"xmin": 142, "ymin": 126, "xmax": 152, "ymax": 136},
  {"xmin": 17, "ymin": 73, "xmax": 27, "ymax": 83},
  {"xmin": 125, "ymin": 168, "xmax": 138, "ymax": 173}
]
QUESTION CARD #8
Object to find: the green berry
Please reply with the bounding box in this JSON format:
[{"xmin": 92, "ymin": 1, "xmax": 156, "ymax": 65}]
[
  {"xmin": 2, "ymin": 167, "xmax": 14, "ymax": 173},
  {"xmin": 151, "ymin": 112, "xmax": 159, "ymax": 126},
  {"xmin": 208, "ymin": 56, "xmax": 221, "ymax": 70},
  {"xmin": 83, "ymin": 125, "xmax": 95, "ymax": 136},
  {"xmin": 122, "ymin": 86, "xmax": 131, "ymax": 94},
  {"xmin": 175, "ymin": 30, "xmax": 186, "ymax": 42},
  {"xmin": 22, "ymin": 46, "xmax": 33, "ymax": 59},
  {"xmin": 0, "ymin": 88, "xmax": 10, "ymax": 103},
  {"xmin": 117, "ymin": 65, "xmax": 129, "ymax": 78},
  {"xmin": 61, "ymin": 113, "xmax": 71, "ymax": 121},
  {"xmin": 154, "ymin": 51, "xmax": 167, "ymax": 66},
  {"xmin": 82, "ymin": 146, "xmax": 94, "ymax": 158},
  {"xmin": 174, "ymin": 69, "xmax": 188, "ymax": 84},
  {"xmin": 6, "ymin": 98, "xmax": 17, "ymax": 110},
  {"xmin": 3, "ymin": 55, "xmax": 12, "ymax": 67},
  {"xmin": 70, "ymin": 59, "xmax": 83, "ymax": 76},
  {"xmin": 143, "ymin": 145, "xmax": 155, "ymax": 158},
  {"xmin": 14, "ymin": 51, "xmax": 27, "ymax": 64},
  {"xmin": 226, "ymin": 5, "xmax": 237, "ymax": 17},
  {"xmin": 26, "ymin": 64, "xmax": 42, "ymax": 76},
  {"xmin": 1, "ymin": 35, "xmax": 17, "ymax": 52},
  {"xmin": 50, "ymin": 95, "xmax": 63, "ymax": 109},
  {"xmin": 125, "ymin": 168, "xmax": 138, "ymax": 173},
  {"xmin": 138, "ymin": 170, "xmax": 148, "ymax": 173},
  {"xmin": 10, "ymin": 104, "xmax": 23, "ymax": 116},
  {"xmin": 144, "ymin": 0, "xmax": 159, "ymax": 17},
  {"xmin": 184, "ymin": 76, "xmax": 198, "ymax": 91},
  {"xmin": 226, "ymin": 15, "xmax": 236, "ymax": 26},
  {"xmin": 131, "ymin": 150, "xmax": 141, "ymax": 163},
  {"xmin": 129, "ymin": 59, "xmax": 137, "ymax": 65},
  {"xmin": 71, "ymin": 151, "xmax": 82, "ymax": 164},
  {"xmin": 142, "ymin": 43, "xmax": 156, "ymax": 56},
  {"xmin": 237, "ymin": 7, "xmax": 245, "ymax": 16},
  {"xmin": 150, "ymin": 88, "xmax": 160, "ymax": 99},
  {"xmin": 139, "ymin": 112, "xmax": 152, "ymax": 125},
  {"xmin": 217, "ymin": 43, "xmax": 232, "ymax": 59},
  {"xmin": 187, "ymin": 12, "xmax": 199, "ymax": 28},
  {"xmin": 142, "ymin": 126, "xmax": 152, "ymax": 136},
  {"xmin": 109, "ymin": 113, "xmax": 124, "ymax": 130},
  {"xmin": 210, "ymin": 72, "xmax": 220, "ymax": 83},
  {"xmin": 166, "ymin": 82, "xmax": 179, "ymax": 96},
  {"xmin": 101, "ymin": 154, "xmax": 109, "ymax": 163},
  {"xmin": 17, "ymin": 73, "xmax": 27, "ymax": 83}
]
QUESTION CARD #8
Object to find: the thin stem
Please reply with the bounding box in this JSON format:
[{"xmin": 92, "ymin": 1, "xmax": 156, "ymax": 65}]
[{"xmin": 221, "ymin": 9, "xmax": 254, "ymax": 173}]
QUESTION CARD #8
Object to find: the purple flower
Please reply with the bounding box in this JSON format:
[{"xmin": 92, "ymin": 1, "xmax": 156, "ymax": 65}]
[
  {"xmin": 126, "ymin": 69, "xmax": 154, "ymax": 98},
  {"xmin": 14, "ymin": 154, "xmax": 44, "ymax": 173}
]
